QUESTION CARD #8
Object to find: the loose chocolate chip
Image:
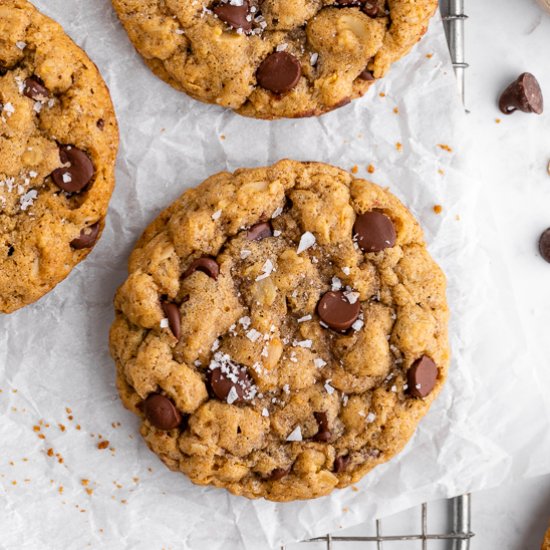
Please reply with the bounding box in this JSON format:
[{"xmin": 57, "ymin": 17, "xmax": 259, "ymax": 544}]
[
  {"xmin": 142, "ymin": 393, "xmax": 182, "ymax": 430},
  {"xmin": 358, "ymin": 67, "xmax": 375, "ymax": 81},
  {"xmin": 161, "ymin": 301, "xmax": 181, "ymax": 340},
  {"xmin": 407, "ymin": 355, "xmax": 438, "ymax": 398},
  {"xmin": 182, "ymin": 257, "xmax": 220, "ymax": 280},
  {"xmin": 256, "ymin": 51, "xmax": 302, "ymax": 94},
  {"xmin": 71, "ymin": 223, "xmax": 100, "ymax": 250},
  {"xmin": 539, "ymin": 228, "xmax": 550, "ymax": 263},
  {"xmin": 270, "ymin": 467, "xmax": 291, "ymax": 481},
  {"xmin": 51, "ymin": 145, "xmax": 94, "ymax": 193},
  {"xmin": 499, "ymin": 73, "xmax": 544, "ymax": 115},
  {"xmin": 208, "ymin": 365, "xmax": 252, "ymax": 403},
  {"xmin": 317, "ymin": 290, "xmax": 361, "ymax": 331},
  {"xmin": 334, "ymin": 455, "xmax": 351, "ymax": 473},
  {"xmin": 246, "ymin": 222, "xmax": 273, "ymax": 241},
  {"xmin": 23, "ymin": 77, "xmax": 50, "ymax": 102},
  {"xmin": 214, "ymin": 1, "xmax": 252, "ymax": 32},
  {"xmin": 353, "ymin": 211, "xmax": 396, "ymax": 253},
  {"xmin": 313, "ymin": 411, "xmax": 331, "ymax": 442}
]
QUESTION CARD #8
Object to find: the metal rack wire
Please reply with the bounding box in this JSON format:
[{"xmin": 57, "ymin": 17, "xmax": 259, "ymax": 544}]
[{"xmin": 284, "ymin": 3, "xmax": 472, "ymax": 549}]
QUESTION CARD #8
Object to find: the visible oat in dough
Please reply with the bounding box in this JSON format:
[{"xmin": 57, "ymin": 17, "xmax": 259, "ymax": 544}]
[
  {"xmin": 110, "ymin": 160, "xmax": 450, "ymax": 501},
  {"xmin": 111, "ymin": 0, "xmax": 438, "ymax": 119},
  {"xmin": 0, "ymin": 0, "xmax": 118, "ymax": 313}
]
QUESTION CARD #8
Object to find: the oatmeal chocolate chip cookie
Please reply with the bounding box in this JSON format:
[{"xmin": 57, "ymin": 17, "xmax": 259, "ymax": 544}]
[
  {"xmin": 0, "ymin": 0, "xmax": 119, "ymax": 313},
  {"xmin": 110, "ymin": 160, "xmax": 449, "ymax": 501},
  {"xmin": 110, "ymin": 0, "xmax": 438, "ymax": 119}
]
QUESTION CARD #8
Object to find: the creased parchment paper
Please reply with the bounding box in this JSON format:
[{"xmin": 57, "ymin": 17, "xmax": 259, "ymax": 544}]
[{"xmin": 1, "ymin": 2, "xmax": 549, "ymax": 549}]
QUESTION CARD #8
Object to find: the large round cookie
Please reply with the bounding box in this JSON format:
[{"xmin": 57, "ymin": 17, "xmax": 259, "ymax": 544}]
[
  {"xmin": 111, "ymin": 0, "xmax": 438, "ymax": 119},
  {"xmin": 0, "ymin": 0, "xmax": 118, "ymax": 313},
  {"xmin": 110, "ymin": 160, "xmax": 449, "ymax": 501}
]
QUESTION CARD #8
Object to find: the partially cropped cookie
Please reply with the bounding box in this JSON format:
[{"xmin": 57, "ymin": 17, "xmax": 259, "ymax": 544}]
[
  {"xmin": 543, "ymin": 524, "xmax": 550, "ymax": 550},
  {"xmin": 0, "ymin": 0, "xmax": 118, "ymax": 313},
  {"xmin": 111, "ymin": 0, "xmax": 438, "ymax": 119},
  {"xmin": 110, "ymin": 160, "xmax": 449, "ymax": 501}
]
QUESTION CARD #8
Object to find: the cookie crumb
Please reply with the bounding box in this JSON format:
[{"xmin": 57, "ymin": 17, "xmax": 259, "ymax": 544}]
[
  {"xmin": 393, "ymin": 107, "xmax": 399, "ymax": 114},
  {"xmin": 367, "ymin": 164, "xmax": 375, "ymax": 174},
  {"xmin": 495, "ymin": 118, "xmax": 501, "ymax": 124},
  {"xmin": 395, "ymin": 142, "xmax": 402, "ymax": 151},
  {"xmin": 351, "ymin": 165, "xmax": 358, "ymax": 174},
  {"xmin": 433, "ymin": 205, "xmax": 443, "ymax": 214},
  {"xmin": 437, "ymin": 144, "xmax": 453, "ymax": 153},
  {"xmin": 97, "ymin": 440, "xmax": 109, "ymax": 450}
]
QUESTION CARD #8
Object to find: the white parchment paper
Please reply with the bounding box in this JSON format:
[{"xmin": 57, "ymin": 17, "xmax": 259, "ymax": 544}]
[{"xmin": 1, "ymin": 2, "xmax": 549, "ymax": 549}]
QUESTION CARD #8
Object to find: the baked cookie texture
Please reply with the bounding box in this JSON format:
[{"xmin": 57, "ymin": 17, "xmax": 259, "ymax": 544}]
[
  {"xmin": 0, "ymin": 0, "xmax": 118, "ymax": 313},
  {"xmin": 111, "ymin": 0, "xmax": 438, "ymax": 119},
  {"xmin": 543, "ymin": 524, "xmax": 550, "ymax": 550},
  {"xmin": 110, "ymin": 160, "xmax": 450, "ymax": 501}
]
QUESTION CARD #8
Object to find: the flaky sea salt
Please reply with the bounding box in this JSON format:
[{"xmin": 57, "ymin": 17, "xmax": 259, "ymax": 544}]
[
  {"xmin": 366, "ymin": 412, "xmax": 376, "ymax": 423},
  {"xmin": 211, "ymin": 209, "xmax": 222, "ymax": 220},
  {"xmin": 286, "ymin": 426, "xmax": 302, "ymax": 442},
  {"xmin": 160, "ymin": 318, "xmax": 169, "ymax": 329},
  {"xmin": 262, "ymin": 408, "xmax": 269, "ymax": 417},
  {"xmin": 246, "ymin": 328, "xmax": 262, "ymax": 342},
  {"xmin": 255, "ymin": 259, "xmax": 274, "ymax": 281},
  {"xmin": 324, "ymin": 380, "xmax": 335, "ymax": 395},
  {"xmin": 227, "ymin": 386, "xmax": 239, "ymax": 405},
  {"xmin": 297, "ymin": 314, "xmax": 312, "ymax": 323},
  {"xmin": 314, "ymin": 358, "xmax": 327, "ymax": 369},
  {"xmin": 297, "ymin": 231, "xmax": 315, "ymax": 254},
  {"xmin": 293, "ymin": 339, "xmax": 312, "ymax": 349},
  {"xmin": 272, "ymin": 206, "xmax": 283, "ymax": 218}
]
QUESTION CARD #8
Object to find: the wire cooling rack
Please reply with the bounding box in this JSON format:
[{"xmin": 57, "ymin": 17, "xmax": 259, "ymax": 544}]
[{"xmin": 283, "ymin": 3, "xmax": 472, "ymax": 549}]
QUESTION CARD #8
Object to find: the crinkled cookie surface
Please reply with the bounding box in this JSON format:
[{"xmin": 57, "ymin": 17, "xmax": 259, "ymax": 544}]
[
  {"xmin": 0, "ymin": 0, "xmax": 118, "ymax": 313},
  {"xmin": 110, "ymin": 160, "xmax": 449, "ymax": 501},
  {"xmin": 111, "ymin": 0, "xmax": 438, "ymax": 119}
]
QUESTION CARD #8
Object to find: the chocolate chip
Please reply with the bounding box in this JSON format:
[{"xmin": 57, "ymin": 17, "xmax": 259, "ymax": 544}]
[
  {"xmin": 256, "ymin": 52, "xmax": 302, "ymax": 94},
  {"xmin": 539, "ymin": 228, "xmax": 550, "ymax": 263},
  {"xmin": 336, "ymin": 0, "xmax": 379, "ymax": 16},
  {"xmin": 161, "ymin": 301, "xmax": 181, "ymax": 340},
  {"xmin": 363, "ymin": 1, "xmax": 380, "ymax": 17},
  {"xmin": 97, "ymin": 119, "xmax": 105, "ymax": 130},
  {"xmin": 182, "ymin": 257, "xmax": 219, "ymax": 280},
  {"xmin": 269, "ymin": 467, "xmax": 291, "ymax": 481},
  {"xmin": 407, "ymin": 355, "xmax": 438, "ymax": 398},
  {"xmin": 358, "ymin": 67, "xmax": 375, "ymax": 81},
  {"xmin": 313, "ymin": 411, "xmax": 331, "ymax": 442},
  {"xmin": 334, "ymin": 455, "xmax": 351, "ymax": 473},
  {"xmin": 246, "ymin": 222, "xmax": 273, "ymax": 241},
  {"xmin": 142, "ymin": 393, "xmax": 182, "ymax": 430},
  {"xmin": 499, "ymin": 73, "xmax": 544, "ymax": 115},
  {"xmin": 208, "ymin": 365, "xmax": 252, "ymax": 403},
  {"xmin": 71, "ymin": 223, "xmax": 100, "ymax": 250},
  {"xmin": 23, "ymin": 77, "xmax": 50, "ymax": 102},
  {"xmin": 353, "ymin": 211, "xmax": 396, "ymax": 253},
  {"xmin": 317, "ymin": 290, "xmax": 361, "ymax": 331},
  {"xmin": 51, "ymin": 145, "xmax": 94, "ymax": 193},
  {"xmin": 214, "ymin": 1, "xmax": 252, "ymax": 32}
]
